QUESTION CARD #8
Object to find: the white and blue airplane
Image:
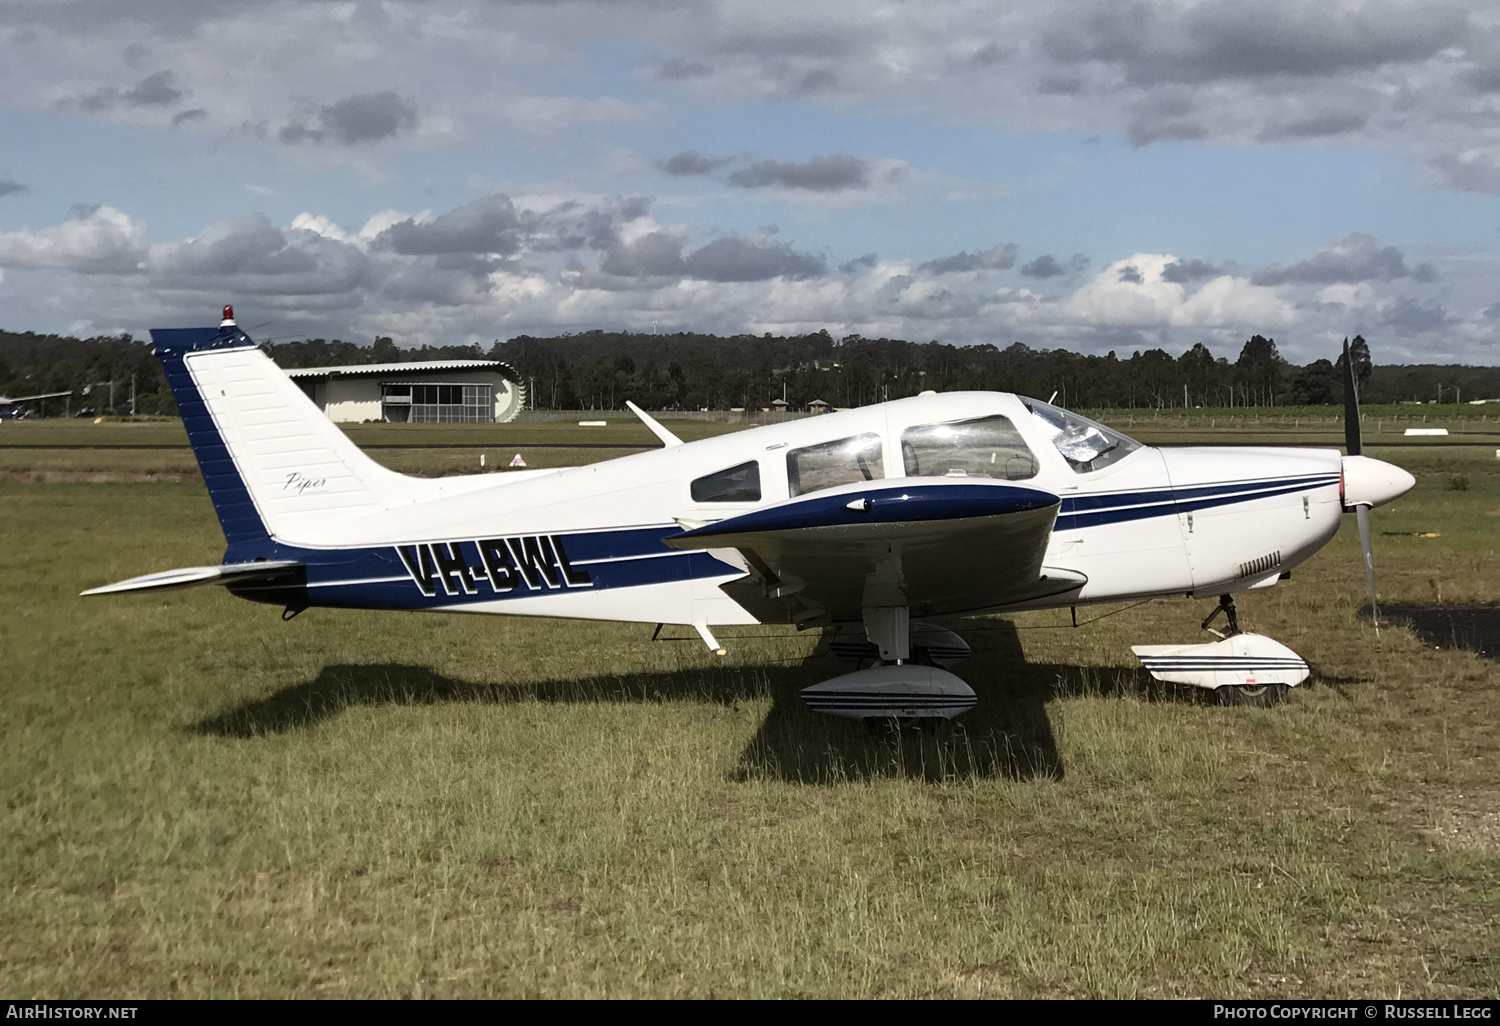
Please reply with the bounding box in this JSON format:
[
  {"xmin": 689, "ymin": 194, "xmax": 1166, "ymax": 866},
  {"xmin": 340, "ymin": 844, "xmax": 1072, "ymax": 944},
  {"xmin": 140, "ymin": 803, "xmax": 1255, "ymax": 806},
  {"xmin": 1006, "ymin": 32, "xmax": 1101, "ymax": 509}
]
[{"xmin": 85, "ymin": 309, "xmax": 1415, "ymax": 716}]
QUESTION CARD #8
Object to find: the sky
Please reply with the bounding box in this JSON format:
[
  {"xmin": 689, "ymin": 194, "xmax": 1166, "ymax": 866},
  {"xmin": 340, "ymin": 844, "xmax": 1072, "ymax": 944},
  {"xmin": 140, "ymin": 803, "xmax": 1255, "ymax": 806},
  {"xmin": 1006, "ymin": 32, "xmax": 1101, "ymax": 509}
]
[{"xmin": 2, "ymin": 1, "xmax": 1500, "ymax": 364}]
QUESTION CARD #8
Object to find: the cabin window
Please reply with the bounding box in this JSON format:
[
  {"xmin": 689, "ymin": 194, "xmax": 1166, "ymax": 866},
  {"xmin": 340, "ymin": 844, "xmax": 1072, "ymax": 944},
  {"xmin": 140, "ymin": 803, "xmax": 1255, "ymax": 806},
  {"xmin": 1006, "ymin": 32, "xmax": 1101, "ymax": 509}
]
[
  {"xmin": 901, "ymin": 416, "xmax": 1037, "ymax": 481},
  {"xmin": 691, "ymin": 461, "xmax": 762, "ymax": 503},
  {"xmin": 1022, "ymin": 397, "xmax": 1142, "ymax": 473},
  {"xmin": 786, "ymin": 433, "xmax": 885, "ymax": 497}
]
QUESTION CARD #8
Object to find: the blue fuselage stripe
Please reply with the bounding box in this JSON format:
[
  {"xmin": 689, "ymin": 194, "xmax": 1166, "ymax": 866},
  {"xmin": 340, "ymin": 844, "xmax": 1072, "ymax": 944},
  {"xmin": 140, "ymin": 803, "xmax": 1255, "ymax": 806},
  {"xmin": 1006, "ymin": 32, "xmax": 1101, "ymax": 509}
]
[
  {"xmin": 230, "ymin": 528, "xmax": 741, "ymax": 611},
  {"xmin": 224, "ymin": 472, "xmax": 1341, "ymax": 610},
  {"xmin": 1053, "ymin": 475, "xmax": 1338, "ymax": 532}
]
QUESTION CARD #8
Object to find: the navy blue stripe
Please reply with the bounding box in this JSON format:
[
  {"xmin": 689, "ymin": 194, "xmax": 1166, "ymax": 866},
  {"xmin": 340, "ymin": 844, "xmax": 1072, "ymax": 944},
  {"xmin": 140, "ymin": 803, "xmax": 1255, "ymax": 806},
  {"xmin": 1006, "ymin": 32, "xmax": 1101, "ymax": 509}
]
[
  {"xmin": 1140, "ymin": 660, "xmax": 1308, "ymax": 669},
  {"xmin": 1141, "ymin": 666, "xmax": 1305, "ymax": 672},
  {"xmin": 1055, "ymin": 475, "xmax": 1340, "ymax": 532},
  {"xmin": 803, "ymin": 690, "xmax": 977, "ymax": 697},
  {"xmin": 804, "ymin": 697, "xmax": 977, "ymax": 703},
  {"xmin": 232, "ymin": 532, "xmax": 742, "ymax": 611},
  {"xmin": 1168, "ymin": 474, "xmax": 1336, "ymax": 502},
  {"xmin": 1174, "ymin": 479, "xmax": 1332, "ymax": 514},
  {"xmin": 678, "ymin": 482, "xmax": 1058, "ymax": 540},
  {"xmin": 1141, "ymin": 663, "xmax": 1306, "ymax": 669},
  {"xmin": 1055, "ymin": 501, "xmax": 1176, "ymax": 532},
  {"xmin": 562, "ymin": 526, "xmax": 694, "ymax": 562},
  {"xmin": 151, "ymin": 328, "xmax": 269, "ymax": 547},
  {"xmin": 804, "ymin": 697, "xmax": 978, "ymax": 705},
  {"xmin": 1058, "ymin": 474, "xmax": 1336, "ymax": 515},
  {"xmin": 1142, "ymin": 654, "xmax": 1306, "ymax": 660}
]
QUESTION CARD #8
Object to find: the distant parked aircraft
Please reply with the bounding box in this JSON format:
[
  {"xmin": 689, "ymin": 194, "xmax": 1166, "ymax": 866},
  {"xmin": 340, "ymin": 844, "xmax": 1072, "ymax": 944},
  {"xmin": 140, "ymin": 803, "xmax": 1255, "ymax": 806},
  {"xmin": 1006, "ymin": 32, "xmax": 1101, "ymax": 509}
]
[{"xmin": 0, "ymin": 389, "xmax": 72, "ymax": 419}]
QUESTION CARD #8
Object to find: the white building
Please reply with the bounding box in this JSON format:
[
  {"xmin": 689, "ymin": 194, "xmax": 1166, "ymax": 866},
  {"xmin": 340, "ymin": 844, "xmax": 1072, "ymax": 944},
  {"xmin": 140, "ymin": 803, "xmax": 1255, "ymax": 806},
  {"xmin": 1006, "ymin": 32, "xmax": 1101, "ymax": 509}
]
[{"xmin": 284, "ymin": 360, "xmax": 525, "ymax": 424}]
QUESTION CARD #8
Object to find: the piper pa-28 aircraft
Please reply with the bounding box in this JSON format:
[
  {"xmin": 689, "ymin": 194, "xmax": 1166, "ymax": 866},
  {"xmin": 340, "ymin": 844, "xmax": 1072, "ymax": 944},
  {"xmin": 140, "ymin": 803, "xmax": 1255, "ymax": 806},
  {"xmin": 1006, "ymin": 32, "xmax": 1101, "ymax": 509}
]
[{"xmin": 85, "ymin": 308, "xmax": 1415, "ymax": 717}]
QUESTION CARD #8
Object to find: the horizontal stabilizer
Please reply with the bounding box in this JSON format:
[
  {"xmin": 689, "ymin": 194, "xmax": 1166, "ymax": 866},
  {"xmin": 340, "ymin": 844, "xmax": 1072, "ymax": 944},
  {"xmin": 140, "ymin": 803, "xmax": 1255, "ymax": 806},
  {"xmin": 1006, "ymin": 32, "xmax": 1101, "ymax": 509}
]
[
  {"xmin": 1132, "ymin": 633, "xmax": 1309, "ymax": 690},
  {"xmin": 81, "ymin": 560, "xmax": 304, "ymax": 596}
]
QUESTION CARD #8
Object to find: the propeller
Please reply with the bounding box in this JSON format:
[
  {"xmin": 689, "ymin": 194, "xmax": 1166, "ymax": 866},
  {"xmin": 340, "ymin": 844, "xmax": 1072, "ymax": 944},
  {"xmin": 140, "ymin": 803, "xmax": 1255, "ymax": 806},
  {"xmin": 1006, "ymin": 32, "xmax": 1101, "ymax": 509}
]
[{"xmin": 1342, "ymin": 337, "xmax": 1379, "ymax": 630}]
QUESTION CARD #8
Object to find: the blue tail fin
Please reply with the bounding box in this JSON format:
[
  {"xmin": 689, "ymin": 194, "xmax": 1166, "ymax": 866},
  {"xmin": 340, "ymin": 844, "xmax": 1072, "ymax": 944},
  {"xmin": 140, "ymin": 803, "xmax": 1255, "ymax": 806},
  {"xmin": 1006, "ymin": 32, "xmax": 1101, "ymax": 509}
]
[
  {"xmin": 152, "ymin": 323, "xmax": 271, "ymax": 547},
  {"xmin": 151, "ymin": 313, "xmax": 433, "ymax": 555}
]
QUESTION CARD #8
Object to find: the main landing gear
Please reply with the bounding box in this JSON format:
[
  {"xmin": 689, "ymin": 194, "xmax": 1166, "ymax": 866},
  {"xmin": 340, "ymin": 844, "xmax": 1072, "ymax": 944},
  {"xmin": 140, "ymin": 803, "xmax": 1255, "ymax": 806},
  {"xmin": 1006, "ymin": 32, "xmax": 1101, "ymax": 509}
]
[
  {"xmin": 802, "ymin": 606, "xmax": 977, "ymax": 721},
  {"xmin": 1195, "ymin": 594, "xmax": 1287, "ymax": 707}
]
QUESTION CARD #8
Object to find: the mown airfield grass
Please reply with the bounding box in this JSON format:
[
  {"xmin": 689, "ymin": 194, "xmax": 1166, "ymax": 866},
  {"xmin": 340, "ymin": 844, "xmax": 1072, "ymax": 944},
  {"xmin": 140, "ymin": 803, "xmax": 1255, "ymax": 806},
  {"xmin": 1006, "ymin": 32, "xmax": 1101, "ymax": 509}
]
[{"xmin": 1, "ymin": 414, "xmax": 1498, "ymax": 997}]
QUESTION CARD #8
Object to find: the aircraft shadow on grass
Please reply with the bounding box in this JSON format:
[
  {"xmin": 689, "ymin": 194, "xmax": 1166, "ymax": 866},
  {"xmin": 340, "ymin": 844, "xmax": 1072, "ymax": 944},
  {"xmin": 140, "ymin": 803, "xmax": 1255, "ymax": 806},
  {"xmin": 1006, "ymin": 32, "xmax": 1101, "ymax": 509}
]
[{"xmin": 191, "ymin": 624, "xmax": 1169, "ymax": 784}]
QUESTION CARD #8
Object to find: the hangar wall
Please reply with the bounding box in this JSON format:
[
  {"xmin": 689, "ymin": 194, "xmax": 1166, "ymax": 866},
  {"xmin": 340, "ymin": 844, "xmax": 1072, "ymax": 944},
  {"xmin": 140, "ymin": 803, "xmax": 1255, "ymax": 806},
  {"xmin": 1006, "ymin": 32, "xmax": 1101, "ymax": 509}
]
[{"xmin": 287, "ymin": 361, "xmax": 524, "ymax": 424}]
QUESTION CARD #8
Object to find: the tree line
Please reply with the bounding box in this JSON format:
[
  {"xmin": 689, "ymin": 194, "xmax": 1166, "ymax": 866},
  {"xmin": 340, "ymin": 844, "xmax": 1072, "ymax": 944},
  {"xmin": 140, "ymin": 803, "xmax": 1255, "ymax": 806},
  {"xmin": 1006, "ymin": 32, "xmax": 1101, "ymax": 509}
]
[{"xmin": 4, "ymin": 325, "xmax": 1500, "ymax": 416}]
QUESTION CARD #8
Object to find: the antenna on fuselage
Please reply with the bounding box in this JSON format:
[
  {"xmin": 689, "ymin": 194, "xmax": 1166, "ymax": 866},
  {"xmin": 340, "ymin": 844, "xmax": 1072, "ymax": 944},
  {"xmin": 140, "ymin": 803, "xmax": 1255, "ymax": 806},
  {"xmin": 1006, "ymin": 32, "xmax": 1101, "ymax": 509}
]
[{"xmin": 625, "ymin": 400, "xmax": 683, "ymax": 447}]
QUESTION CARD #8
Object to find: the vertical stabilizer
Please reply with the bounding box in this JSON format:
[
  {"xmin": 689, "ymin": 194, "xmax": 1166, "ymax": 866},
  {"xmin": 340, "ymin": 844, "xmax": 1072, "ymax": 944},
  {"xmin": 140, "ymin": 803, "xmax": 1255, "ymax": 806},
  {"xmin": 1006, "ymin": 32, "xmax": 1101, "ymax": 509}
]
[{"xmin": 152, "ymin": 314, "xmax": 429, "ymax": 551}]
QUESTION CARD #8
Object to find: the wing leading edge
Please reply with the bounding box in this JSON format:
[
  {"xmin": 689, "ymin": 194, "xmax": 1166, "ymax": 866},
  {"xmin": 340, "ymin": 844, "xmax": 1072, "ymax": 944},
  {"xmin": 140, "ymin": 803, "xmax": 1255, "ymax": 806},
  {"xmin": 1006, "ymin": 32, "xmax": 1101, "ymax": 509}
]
[{"xmin": 664, "ymin": 480, "xmax": 1082, "ymax": 624}]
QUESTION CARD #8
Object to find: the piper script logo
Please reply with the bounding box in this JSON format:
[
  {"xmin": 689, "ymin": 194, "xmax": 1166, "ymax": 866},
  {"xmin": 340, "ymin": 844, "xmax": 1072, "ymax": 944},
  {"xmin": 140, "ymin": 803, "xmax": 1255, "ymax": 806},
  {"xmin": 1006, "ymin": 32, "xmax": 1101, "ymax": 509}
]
[
  {"xmin": 396, "ymin": 535, "xmax": 592, "ymax": 597},
  {"xmin": 284, "ymin": 472, "xmax": 327, "ymax": 494}
]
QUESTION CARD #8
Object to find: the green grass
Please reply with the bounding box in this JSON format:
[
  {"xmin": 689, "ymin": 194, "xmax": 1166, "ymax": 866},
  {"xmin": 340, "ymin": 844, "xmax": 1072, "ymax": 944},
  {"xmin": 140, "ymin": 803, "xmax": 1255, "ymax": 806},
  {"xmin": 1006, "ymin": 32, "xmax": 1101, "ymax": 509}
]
[{"xmin": 1, "ymin": 437, "xmax": 1498, "ymax": 997}]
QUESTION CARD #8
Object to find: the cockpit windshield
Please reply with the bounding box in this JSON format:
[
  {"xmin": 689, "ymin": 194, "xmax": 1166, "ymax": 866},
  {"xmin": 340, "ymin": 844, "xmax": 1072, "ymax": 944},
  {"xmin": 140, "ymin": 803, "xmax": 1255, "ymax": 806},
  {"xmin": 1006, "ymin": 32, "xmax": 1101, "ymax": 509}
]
[{"xmin": 1021, "ymin": 397, "xmax": 1142, "ymax": 473}]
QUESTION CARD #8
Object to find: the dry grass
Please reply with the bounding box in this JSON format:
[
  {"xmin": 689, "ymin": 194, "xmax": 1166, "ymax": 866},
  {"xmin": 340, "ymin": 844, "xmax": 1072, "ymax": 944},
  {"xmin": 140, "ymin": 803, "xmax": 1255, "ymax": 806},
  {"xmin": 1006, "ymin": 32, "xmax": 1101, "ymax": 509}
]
[{"xmin": 0, "ymin": 432, "xmax": 1497, "ymax": 997}]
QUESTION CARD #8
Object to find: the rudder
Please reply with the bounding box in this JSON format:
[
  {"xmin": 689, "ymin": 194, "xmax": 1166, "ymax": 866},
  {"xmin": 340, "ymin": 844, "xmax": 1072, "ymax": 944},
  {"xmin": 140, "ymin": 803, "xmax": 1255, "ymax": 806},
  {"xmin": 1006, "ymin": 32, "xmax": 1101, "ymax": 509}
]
[{"xmin": 152, "ymin": 310, "xmax": 428, "ymax": 553}]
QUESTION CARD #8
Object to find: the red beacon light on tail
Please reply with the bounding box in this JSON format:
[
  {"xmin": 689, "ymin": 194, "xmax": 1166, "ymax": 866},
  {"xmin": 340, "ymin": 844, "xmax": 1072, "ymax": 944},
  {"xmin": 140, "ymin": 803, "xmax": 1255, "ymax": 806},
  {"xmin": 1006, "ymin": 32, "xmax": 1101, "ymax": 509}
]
[{"xmin": 220, "ymin": 304, "xmax": 236, "ymax": 327}]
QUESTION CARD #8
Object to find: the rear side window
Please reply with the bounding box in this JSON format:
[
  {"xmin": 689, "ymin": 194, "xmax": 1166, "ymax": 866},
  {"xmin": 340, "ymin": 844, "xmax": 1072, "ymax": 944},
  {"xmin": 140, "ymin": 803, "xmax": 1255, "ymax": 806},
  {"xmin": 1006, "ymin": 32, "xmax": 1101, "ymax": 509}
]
[
  {"xmin": 901, "ymin": 415, "xmax": 1037, "ymax": 481},
  {"xmin": 787, "ymin": 433, "xmax": 884, "ymax": 497},
  {"xmin": 691, "ymin": 461, "xmax": 761, "ymax": 502}
]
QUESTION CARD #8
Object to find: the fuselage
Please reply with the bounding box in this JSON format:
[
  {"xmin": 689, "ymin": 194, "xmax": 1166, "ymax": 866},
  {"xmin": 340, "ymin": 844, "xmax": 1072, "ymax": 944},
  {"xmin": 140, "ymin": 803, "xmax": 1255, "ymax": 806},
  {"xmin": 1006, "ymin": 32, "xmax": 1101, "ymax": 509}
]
[{"xmin": 227, "ymin": 389, "xmax": 1349, "ymax": 627}]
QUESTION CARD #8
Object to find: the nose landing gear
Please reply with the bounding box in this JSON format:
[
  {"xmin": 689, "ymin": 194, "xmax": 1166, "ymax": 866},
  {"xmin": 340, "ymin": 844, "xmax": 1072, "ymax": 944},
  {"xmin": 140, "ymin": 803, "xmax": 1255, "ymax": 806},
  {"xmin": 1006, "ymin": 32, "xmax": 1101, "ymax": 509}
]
[
  {"xmin": 1131, "ymin": 593, "xmax": 1306, "ymax": 708},
  {"xmin": 1200, "ymin": 593, "xmax": 1241, "ymax": 639}
]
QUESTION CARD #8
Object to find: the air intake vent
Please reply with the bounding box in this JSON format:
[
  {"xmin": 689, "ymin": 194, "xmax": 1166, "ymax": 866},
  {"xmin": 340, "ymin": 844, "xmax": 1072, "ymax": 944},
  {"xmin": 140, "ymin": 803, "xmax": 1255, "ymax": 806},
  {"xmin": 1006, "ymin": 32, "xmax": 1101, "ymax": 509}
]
[{"xmin": 1238, "ymin": 551, "xmax": 1282, "ymax": 580}]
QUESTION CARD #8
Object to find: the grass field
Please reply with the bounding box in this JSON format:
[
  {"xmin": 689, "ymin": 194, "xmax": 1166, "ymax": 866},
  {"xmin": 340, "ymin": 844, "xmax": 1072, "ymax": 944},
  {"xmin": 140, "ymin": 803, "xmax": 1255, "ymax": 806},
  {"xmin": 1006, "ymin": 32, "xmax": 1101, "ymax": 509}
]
[{"xmin": 1, "ymin": 417, "xmax": 1497, "ymax": 997}]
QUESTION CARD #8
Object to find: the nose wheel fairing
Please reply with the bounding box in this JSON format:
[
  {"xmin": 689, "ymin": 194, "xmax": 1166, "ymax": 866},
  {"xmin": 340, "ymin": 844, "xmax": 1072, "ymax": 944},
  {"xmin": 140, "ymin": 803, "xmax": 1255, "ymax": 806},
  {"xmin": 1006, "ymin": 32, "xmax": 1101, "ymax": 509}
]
[{"xmin": 1132, "ymin": 633, "xmax": 1309, "ymax": 691}]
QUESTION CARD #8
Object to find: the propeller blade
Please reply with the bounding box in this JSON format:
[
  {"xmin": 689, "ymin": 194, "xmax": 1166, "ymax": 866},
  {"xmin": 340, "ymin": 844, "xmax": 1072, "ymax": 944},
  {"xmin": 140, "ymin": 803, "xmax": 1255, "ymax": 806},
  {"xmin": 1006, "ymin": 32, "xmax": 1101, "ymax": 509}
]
[
  {"xmin": 1356, "ymin": 503, "xmax": 1379, "ymax": 631},
  {"xmin": 1342, "ymin": 336, "xmax": 1362, "ymax": 456}
]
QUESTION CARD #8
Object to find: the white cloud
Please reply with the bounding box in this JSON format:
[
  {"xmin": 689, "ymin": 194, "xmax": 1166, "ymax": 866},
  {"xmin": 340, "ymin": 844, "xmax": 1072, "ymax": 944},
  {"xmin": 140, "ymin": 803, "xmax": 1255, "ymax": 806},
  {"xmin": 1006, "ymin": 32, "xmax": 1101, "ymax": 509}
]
[
  {"xmin": 1177, "ymin": 273, "xmax": 1295, "ymax": 328},
  {"xmin": 0, "ymin": 205, "xmax": 148, "ymax": 273},
  {"xmin": 0, "ymin": 197, "xmax": 1496, "ymax": 362},
  {"xmin": 3, "ymin": 0, "xmax": 1491, "ymax": 186},
  {"xmin": 360, "ymin": 209, "xmax": 423, "ymax": 239},
  {"xmin": 291, "ymin": 212, "xmax": 359, "ymax": 246},
  {"xmin": 1316, "ymin": 282, "xmax": 1379, "ymax": 307},
  {"xmin": 1063, "ymin": 254, "xmax": 1293, "ymax": 329},
  {"xmin": 501, "ymin": 96, "xmax": 657, "ymax": 134}
]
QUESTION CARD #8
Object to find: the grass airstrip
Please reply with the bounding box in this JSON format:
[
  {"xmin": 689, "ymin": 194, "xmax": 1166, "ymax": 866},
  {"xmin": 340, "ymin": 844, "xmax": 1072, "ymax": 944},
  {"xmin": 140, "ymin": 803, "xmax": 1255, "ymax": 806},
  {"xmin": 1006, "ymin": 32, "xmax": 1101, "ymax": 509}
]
[{"xmin": 1, "ymin": 409, "xmax": 1497, "ymax": 997}]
